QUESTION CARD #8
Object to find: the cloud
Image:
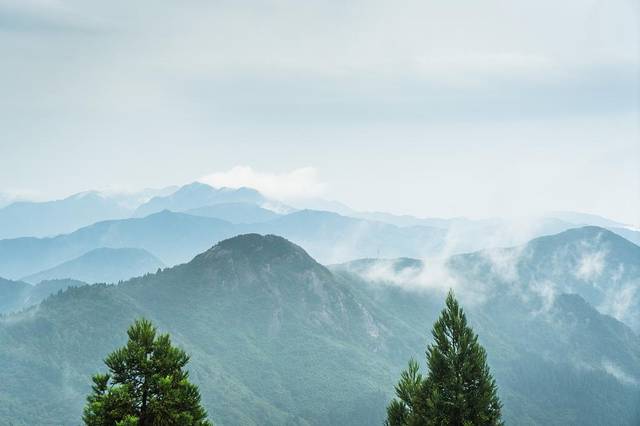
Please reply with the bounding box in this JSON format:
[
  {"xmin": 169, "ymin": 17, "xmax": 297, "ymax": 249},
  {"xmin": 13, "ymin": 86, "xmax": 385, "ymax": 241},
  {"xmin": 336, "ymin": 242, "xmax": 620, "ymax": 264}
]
[
  {"xmin": 599, "ymin": 278, "xmax": 639, "ymax": 330},
  {"xmin": 357, "ymin": 259, "xmax": 424, "ymax": 287},
  {"xmin": 574, "ymin": 249, "xmax": 607, "ymax": 281},
  {"xmin": 345, "ymin": 256, "xmax": 487, "ymax": 307},
  {"xmin": 602, "ymin": 359, "xmax": 639, "ymax": 386},
  {"xmin": 199, "ymin": 166, "xmax": 326, "ymax": 201},
  {"xmin": 0, "ymin": 188, "xmax": 43, "ymax": 207}
]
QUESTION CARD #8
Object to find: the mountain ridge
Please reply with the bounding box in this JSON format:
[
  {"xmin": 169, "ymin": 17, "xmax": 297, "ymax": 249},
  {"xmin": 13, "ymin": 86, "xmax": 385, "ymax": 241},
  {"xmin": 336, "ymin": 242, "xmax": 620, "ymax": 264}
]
[
  {"xmin": 22, "ymin": 247, "xmax": 164, "ymax": 284},
  {"xmin": 0, "ymin": 233, "xmax": 638, "ymax": 424},
  {"xmin": 134, "ymin": 183, "xmax": 266, "ymax": 217}
]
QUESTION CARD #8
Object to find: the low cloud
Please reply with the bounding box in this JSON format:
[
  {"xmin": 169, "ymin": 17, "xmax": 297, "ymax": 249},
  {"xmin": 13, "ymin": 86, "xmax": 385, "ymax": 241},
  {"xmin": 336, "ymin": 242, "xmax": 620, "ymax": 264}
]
[
  {"xmin": 599, "ymin": 278, "xmax": 639, "ymax": 330},
  {"xmin": 0, "ymin": 188, "xmax": 43, "ymax": 207},
  {"xmin": 199, "ymin": 166, "xmax": 326, "ymax": 201},
  {"xmin": 574, "ymin": 250, "xmax": 607, "ymax": 281},
  {"xmin": 602, "ymin": 360, "xmax": 639, "ymax": 386},
  {"xmin": 347, "ymin": 256, "xmax": 487, "ymax": 307}
]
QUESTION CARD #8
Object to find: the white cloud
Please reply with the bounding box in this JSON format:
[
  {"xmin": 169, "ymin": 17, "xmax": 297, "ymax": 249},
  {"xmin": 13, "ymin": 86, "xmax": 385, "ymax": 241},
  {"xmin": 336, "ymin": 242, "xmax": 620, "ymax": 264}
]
[
  {"xmin": 599, "ymin": 280, "xmax": 639, "ymax": 330},
  {"xmin": 575, "ymin": 250, "xmax": 607, "ymax": 281},
  {"xmin": 602, "ymin": 360, "xmax": 639, "ymax": 386},
  {"xmin": 0, "ymin": 188, "xmax": 43, "ymax": 207},
  {"xmin": 346, "ymin": 256, "xmax": 487, "ymax": 307},
  {"xmin": 199, "ymin": 166, "xmax": 326, "ymax": 201}
]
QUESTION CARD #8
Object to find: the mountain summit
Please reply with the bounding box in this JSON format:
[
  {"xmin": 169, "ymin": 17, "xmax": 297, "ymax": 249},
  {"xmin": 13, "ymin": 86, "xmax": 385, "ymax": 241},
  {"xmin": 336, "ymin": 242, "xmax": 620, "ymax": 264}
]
[
  {"xmin": 134, "ymin": 183, "xmax": 266, "ymax": 217},
  {"xmin": 190, "ymin": 233, "xmax": 320, "ymax": 271}
]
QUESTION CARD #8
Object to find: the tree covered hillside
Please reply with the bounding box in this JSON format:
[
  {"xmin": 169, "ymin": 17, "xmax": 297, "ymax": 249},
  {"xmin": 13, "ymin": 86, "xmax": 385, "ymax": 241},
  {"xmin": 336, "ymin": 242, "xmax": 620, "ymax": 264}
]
[{"xmin": 0, "ymin": 233, "xmax": 638, "ymax": 425}]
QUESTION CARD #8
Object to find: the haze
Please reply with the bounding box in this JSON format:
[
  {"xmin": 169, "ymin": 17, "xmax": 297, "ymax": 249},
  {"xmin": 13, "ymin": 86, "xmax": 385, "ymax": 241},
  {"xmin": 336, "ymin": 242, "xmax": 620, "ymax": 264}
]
[{"xmin": 0, "ymin": 0, "xmax": 638, "ymax": 225}]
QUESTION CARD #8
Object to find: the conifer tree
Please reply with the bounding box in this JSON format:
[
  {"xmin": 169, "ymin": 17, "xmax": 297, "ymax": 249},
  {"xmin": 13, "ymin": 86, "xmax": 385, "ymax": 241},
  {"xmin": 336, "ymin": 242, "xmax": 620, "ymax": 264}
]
[
  {"xmin": 386, "ymin": 290, "xmax": 503, "ymax": 426},
  {"xmin": 83, "ymin": 318, "xmax": 212, "ymax": 426},
  {"xmin": 385, "ymin": 359, "xmax": 427, "ymax": 426}
]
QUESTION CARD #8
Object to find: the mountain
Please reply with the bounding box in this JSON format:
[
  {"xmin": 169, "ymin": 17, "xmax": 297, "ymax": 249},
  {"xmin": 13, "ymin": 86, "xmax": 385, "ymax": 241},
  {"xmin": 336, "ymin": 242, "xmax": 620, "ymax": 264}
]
[
  {"xmin": 0, "ymin": 233, "xmax": 638, "ymax": 425},
  {"xmin": 23, "ymin": 278, "xmax": 87, "ymax": 307},
  {"xmin": 609, "ymin": 226, "xmax": 640, "ymax": 246},
  {"xmin": 324, "ymin": 205, "xmax": 636, "ymax": 255},
  {"xmin": 0, "ymin": 277, "xmax": 86, "ymax": 314},
  {"xmin": 0, "ymin": 277, "xmax": 31, "ymax": 313},
  {"xmin": 447, "ymin": 226, "xmax": 640, "ymax": 331},
  {"xmin": 0, "ymin": 235, "xmax": 393, "ymax": 425},
  {"xmin": 0, "ymin": 209, "xmax": 447, "ymax": 279},
  {"xmin": 186, "ymin": 202, "xmax": 281, "ymax": 223},
  {"xmin": 331, "ymin": 230, "xmax": 640, "ymax": 424},
  {"xmin": 337, "ymin": 226, "xmax": 640, "ymax": 332},
  {"xmin": 102, "ymin": 186, "xmax": 179, "ymax": 210},
  {"xmin": 0, "ymin": 211, "xmax": 236, "ymax": 279},
  {"xmin": 22, "ymin": 248, "xmax": 165, "ymax": 284},
  {"xmin": 0, "ymin": 191, "xmax": 131, "ymax": 239},
  {"xmin": 548, "ymin": 211, "xmax": 629, "ymax": 228},
  {"xmin": 0, "ymin": 203, "xmax": 635, "ymax": 288},
  {"xmin": 0, "ymin": 192, "xmax": 31, "ymax": 209},
  {"xmin": 249, "ymin": 210, "xmax": 447, "ymax": 263},
  {"xmin": 134, "ymin": 182, "xmax": 266, "ymax": 217},
  {"xmin": 288, "ymin": 198, "xmax": 355, "ymax": 216}
]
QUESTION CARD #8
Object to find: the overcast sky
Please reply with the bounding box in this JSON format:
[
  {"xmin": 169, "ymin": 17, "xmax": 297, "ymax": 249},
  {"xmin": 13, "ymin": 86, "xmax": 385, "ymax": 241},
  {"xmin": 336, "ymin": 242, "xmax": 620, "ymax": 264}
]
[{"xmin": 0, "ymin": 0, "xmax": 638, "ymax": 225}]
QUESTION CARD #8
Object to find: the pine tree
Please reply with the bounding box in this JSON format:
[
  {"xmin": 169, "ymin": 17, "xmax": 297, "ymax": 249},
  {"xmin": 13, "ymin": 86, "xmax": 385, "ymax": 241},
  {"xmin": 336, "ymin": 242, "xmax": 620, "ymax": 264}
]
[
  {"xmin": 83, "ymin": 318, "xmax": 212, "ymax": 426},
  {"xmin": 386, "ymin": 290, "xmax": 503, "ymax": 426},
  {"xmin": 385, "ymin": 359, "xmax": 427, "ymax": 426}
]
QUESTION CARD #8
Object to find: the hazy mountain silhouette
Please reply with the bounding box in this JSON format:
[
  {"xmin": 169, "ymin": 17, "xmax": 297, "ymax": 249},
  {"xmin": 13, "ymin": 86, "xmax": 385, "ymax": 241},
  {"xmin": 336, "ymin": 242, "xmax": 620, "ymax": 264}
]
[
  {"xmin": 186, "ymin": 202, "xmax": 281, "ymax": 223},
  {"xmin": 134, "ymin": 182, "xmax": 266, "ymax": 217},
  {"xmin": 22, "ymin": 247, "xmax": 164, "ymax": 284},
  {"xmin": 0, "ymin": 192, "xmax": 130, "ymax": 239}
]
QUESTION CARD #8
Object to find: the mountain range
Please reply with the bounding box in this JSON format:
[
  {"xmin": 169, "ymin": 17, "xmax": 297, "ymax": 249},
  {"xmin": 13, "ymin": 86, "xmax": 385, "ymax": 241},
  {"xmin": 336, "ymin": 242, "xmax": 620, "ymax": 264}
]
[
  {"xmin": 0, "ymin": 230, "xmax": 638, "ymax": 425},
  {"xmin": 0, "ymin": 192, "xmax": 129, "ymax": 239},
  {"xmin": 2, "ymin": 197, "xmax": 639, "ymax": 284},
  {"xmin": 338, "ymin": 227, "xmax": 640, "ymax": 333},
  {"xmin": 1, "ymin": 181, "xmax": 636, "ymax": 255},
  {"xmin": 0, "ymin": 211, "xmax": 235, "ymax": 279},
  {"xmin": 0, "ymin": 209, "xmax": 448, "ymax": 279},
  {"xmin": 0, "ymin": 187, "xmax": 177, "ymax": 239}
]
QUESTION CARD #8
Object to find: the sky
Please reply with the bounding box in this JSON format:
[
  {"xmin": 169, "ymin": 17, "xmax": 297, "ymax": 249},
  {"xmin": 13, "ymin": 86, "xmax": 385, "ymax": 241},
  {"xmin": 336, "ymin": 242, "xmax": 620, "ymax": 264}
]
[{"xmin": 0, "ymin": 0, "xmax": 638, "ymax": 225}]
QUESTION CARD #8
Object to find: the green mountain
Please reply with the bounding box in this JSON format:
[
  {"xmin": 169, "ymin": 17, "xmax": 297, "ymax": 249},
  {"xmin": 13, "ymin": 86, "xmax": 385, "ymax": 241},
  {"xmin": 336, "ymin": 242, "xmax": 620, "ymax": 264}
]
[
  {"xmin": 333, "ymin": 233, "xmax": 640, "ymax": 424},
  {"xmin": 339, "ymin": 227, "xmax": 640, "ymax": 332},
  {"xmin": 0, "ymin": 234, "xmax": 393, "ymax": 425},
  {"xmin": 449, "ymin": 226, "xmax": 640, "ymax": 332},
  {"xmin": 24, "ymin": 278, "xmax": 87, "ymax": 305},
  {"xmin": 0, "ymin": 232, "xmax": 638, "ymax": 425},
  {"xmin": 0, "ymin": 277, "xmax": 86, "ymax": 314},
  {"xmin": 22, "ymin": 247, "xmax": 165, "ymax": 284}
]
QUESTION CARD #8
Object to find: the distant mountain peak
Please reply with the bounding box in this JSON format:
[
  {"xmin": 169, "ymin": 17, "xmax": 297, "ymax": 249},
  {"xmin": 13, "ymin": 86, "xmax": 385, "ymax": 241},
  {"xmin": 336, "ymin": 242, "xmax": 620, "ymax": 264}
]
[
  {"xmin": 134, "ymin": 183, "xmax": 267, "ymax": 217},
  {"xmin": 528, "ymin": 225, "xmax": 638, "ymax": 250},
  {"xmin": 21, "ymin": 246, "xmax": 164, "ymax": 284},
  {"xmin": 66, "ymin": 190, "xmax": 103, "ymax": 200}
]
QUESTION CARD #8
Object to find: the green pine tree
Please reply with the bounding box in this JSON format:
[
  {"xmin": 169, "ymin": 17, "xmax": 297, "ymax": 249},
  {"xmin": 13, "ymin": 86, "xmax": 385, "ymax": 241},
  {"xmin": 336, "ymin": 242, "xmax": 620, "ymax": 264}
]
[
  {"xmin": 386, "ymin": 290, "xmax": 503, "ymax": 426},
  {"xmin": 83, "ymin": 318, "xmax": 212, "ymax": 426},
  {"xmin": 385, "ymin": 358, "xmax": 427, "ymax": 426}
]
